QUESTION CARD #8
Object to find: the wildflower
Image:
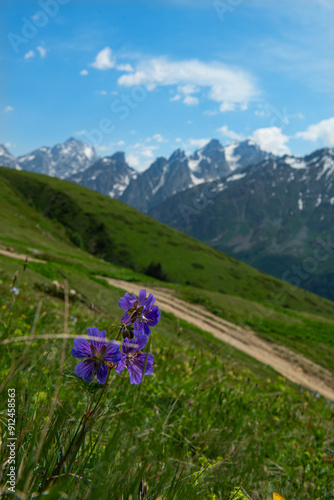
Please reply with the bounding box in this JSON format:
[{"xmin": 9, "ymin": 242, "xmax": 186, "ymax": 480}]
[
  {"xmin": 2, "ymin": 305, "xmax": 6, "ymax": 310},
  {"xmin": 116, "ymin": 332, "xmax": 154, "ymax": 384},
  {"xmin": 71, "ymin": 327, "xmax": 122, "ymax": 384},
  {"xmin": 10, "ymin": 286, "xmax": 19, "ymax": 296},
  {"xmin": 118, "ymin": 289, "xmax": 161, "ymax": 335}
]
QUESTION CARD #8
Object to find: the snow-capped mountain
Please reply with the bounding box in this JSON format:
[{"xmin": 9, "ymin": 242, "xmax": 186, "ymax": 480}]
[
  {"xmin": 149, "ymin": 148, "xmax": 334, "ymax": 300},
  {"xmin": 0, "ymin": 138, "xmax": 273, "ymax": 210},
  {"xmin": 69, "ymin": 152, "xmax": 137, "ymax": 198},
  {"xmin": 121, "ymin": 139, "xmax": 274, "ymax": 212},
  {"xmin": 188, "ymin": 138, "xmax": 272, "ymax": 183},
  {"xmin": 0, "ymin": 138, "xmax": 99, "ymax": 179},
  {"xmin": 0, "ymin": 145, "xmax": 20, "ymax": 170},
  {"xmin": 120, "ymin": 149, "xmax": 193, "ymax": 213}
]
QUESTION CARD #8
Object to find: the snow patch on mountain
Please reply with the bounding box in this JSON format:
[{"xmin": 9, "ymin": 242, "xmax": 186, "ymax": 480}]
[
  {"xmin": 285, "ymin": 157, "xmax": 307, "ymax": 170},
  {"xmin": 315, "ymin": 156, "xmax": 334, "ymax": 181},
  {"xmin": 224, "ymin": 143, "xmax": 241, "ymax": 171},
  {"xmin": 227, "ymin": 172, "xmax": 247, "ymax": 182}
]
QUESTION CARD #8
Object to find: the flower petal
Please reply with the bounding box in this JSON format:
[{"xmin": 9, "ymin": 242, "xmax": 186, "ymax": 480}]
[
  {"xmin": 74, "ymin": 360, "xmax": 95, "ymax": 383},
  {"xmin": 104, "ymin": 341, "xmax": 122, "ymax": 363},
  {"xmin": 138, "ymin": 289, "xmax": 147, "ymax": 305},
  {"xmin": 87, "ymin": 327, "xmax": 106, "ymax": 352},
  {"xmin": 133, "ymin": 319, "xmax": 151, "ymax": 336},
  {"xmin": 127, "ymin": 353, "xmax": 154, "ymax": 384},
  {"xmin": 71, "ymin": 338, "xmax": 91, "ymax": 358},
  {"xmin": 133, "ymin": 332, "xmax": 149, "ymax": 352},
  {"xmin": 145, "ymin": 306, "xmax": 161, "ymax": 326},
  {"xmin": 96, "ymin": 364, "xmax": 108, "ymax": 384},
  {"xmin": 118, "ymin": 292, "xmax": 137, "ymax": 311},
  {"xmin": 137, "ymin": 353, "xmax": 154, "ymax": 375},
  {"xmin": 115, "ymin": 354, "xmax": 127, "ymax": 374},
  {"xmin": 144, "ymin": 293, "xmax": 156, "ymax": 309},
  {"xmin": 120, "ymin": 337, "xmax": 133, "ymax": 355},
  {"xmin": 121, "ymin": 312, "xmax": 132, "ymax": 325}
]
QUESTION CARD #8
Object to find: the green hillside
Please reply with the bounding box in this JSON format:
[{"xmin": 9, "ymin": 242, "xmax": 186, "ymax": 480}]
[
  {"xmin": 1, "ymin": 166, "xmax": 333, "ymax": 319},
  {"xmin": 1, "ymin": 166, "xmax": 334, "ymax": 498}
]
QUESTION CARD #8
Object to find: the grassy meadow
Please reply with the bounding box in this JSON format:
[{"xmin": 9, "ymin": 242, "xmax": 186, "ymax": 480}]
[{"xmin": 0, "ymin": 166, "xmax": 334, "ymax": 499}]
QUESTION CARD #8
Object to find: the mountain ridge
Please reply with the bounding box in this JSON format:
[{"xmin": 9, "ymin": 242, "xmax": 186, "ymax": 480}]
[{"xmin": 148, "ymin": 147, "xmax": 334, "ymax": 300}]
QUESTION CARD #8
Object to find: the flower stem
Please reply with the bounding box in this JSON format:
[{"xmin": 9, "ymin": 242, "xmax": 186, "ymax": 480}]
[{"xmin": 86, "ymin": 366, "xmax": 112, "ymax": 421}]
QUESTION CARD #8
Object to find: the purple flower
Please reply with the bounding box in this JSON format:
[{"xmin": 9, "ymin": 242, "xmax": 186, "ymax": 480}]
[
  {"xmin": 118, "ymin": 289, "xmax": 161, "ymax": 335},
  {"xmin": 71, "ymin": 327, "xmax": 122, "ymax": 384},
  {"xmin": 115, "ymin": 332, "xmax": 154, "ymax": 385}
]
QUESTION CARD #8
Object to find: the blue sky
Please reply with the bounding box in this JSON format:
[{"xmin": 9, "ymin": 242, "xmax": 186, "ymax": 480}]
[{"xmin": 1, "ymin": 0, "xmax": 333, "ymax": 170}]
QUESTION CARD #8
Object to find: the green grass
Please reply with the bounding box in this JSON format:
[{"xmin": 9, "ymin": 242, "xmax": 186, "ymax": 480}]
[
  {"xmin": 0, "ymin": 266, "xmax": 334, "ymax": 499},
  {"xmin": 0, "ymin": 165, "xmax": 334, "ymax": 498},
  {"xmin": 179, "ymin": 287, "xmax": 334, "ymax": 373},
  {"xmin": 0, "ymin": 164, "xmax": 333, "ymax": 376},
  {"xmin": 1, "ymin": 165, "xmax": 334, "ymax": 319}
]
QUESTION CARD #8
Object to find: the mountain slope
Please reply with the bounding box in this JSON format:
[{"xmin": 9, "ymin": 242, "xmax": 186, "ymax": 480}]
[
  {"xmin": 0, "ymin": 144, "xmax": 19, "ymax": 170},
  {"xmin": 1, "ymin": 165, "xmax": 334, "ymax": 319},
  {"xmin": 0, "ymin": 138, "xmax": 99, "ymax": 179},
  {"xmin": 121, "ymin": 139, "xmax": 273, "ymax": 212},
  {"xmin": 149, "ymin": 148, "xmax": 334, "ymax": 300},
  {"xmin": 69, "ymin": 152, "xmax": 137, "ymax": 198},
  {"xmin": 0, "ymin": 138, "xmax": 273, "ymax": 210}
]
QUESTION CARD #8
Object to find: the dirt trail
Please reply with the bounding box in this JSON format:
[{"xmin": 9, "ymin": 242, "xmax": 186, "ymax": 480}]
[
  {"xmin": 0, "ymin": 248, "xmax": 46, "ymax": 264},
  {"xmin": 100, "ymin": 276, "xmax": 334, "ymax": 402}
]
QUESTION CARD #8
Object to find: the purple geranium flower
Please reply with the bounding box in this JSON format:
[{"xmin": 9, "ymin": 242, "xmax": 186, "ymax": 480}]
[
  {"xmin": 118, "ymin": 289, "xmax": 161, "ymax": 335},
  {"xmin": 115, "ymin": 332, "xmax": 154, "ymax": 385},
  {"xmin": 71, "ymin": 327, "xmax": 122, "ymax": 384}
]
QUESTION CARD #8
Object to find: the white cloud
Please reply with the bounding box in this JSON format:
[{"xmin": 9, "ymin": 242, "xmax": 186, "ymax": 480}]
[
  {"xmin": 251, "ymin": 127, "xmax": 290, "ymax": 155},
  {"xmin": 5, "ymin": 142, "xmax": 11, "ymax": 148},
  {"xmin": 95, "ymin": 90, "xmax": 107, "ymax": 96},
  {"xmin": 183, "ymin": 95, "xmax": 199, "ymax": 106},
  {"xmin": 96, "ymin": 145, "xmax": 112, "ymax": 152},
  {"xmin": 217, "ymin": 125, "xmax": 244, "ymax": 142},
  {"xmin": 24, "ymin": 50, "xmax": 35, "ymax": 60},
  {"xmin": 127, "ymin": 153, "xmax": 140, "ymax": 168},
  {"xmin": 80, "ymin": 69, "xmax": 88, "ymax": 76},
  {"xmin": 152, "ymin": 133, "xmax": 167, "ymax": 143},
  {"xmin": 127, "ymin": 152, "xmax": 153, "ymax": 172},
  {"xmin": 116, "ymin": 63, "xmax": 134, "ymax": 72},
  {"xmin": 141, "ymin": 146, "xmax": 158, "ymax": 158},
  {"xmin": 118, "ymin": 57, "xmax": 259, "ymax": 112},
  {"xmin": 170, "ymin": 94, "xmax": 181, "ymax": 102},
  {"xmin": 175, "ymin": 138, "xmax": 182, "ymax": 143},
  {"xmin": 178, "ymin": 84, "xmax": 198, "ymax": 95},
  {"xmin": 189, "ymin": 138, "xmax": 210, "ymax": 148},
  {"xmin": 37, "ymin": 46, "xmax": 47, "ymax": 58},
  {"xmin": 255, "ymin": 109, "xmax": 267, "ymax": 117},
  {"xmin": 219, "ymin": 102, "xmax": 235, "ymax": 112},
  {"xmin": 106, "ymin": 140, "xmax": 126, "ymax": 148},
  {"xmin": 4, "ymin": 106, "xmax": 13, "ymax": 113},
  {"xmin": 295, "ymin": 117, "xmax": 334, "ymax": 146},
  {"xmin": 204, "ymin": 110, "xmax": 218, "ymax": 116},
  {"xmin": 75, "ymin": 130, "xmax": 87, "ymax": 136},
  {"xmin": 90, "ymin": 47, "xmax": 115, "ymax": 70}
]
